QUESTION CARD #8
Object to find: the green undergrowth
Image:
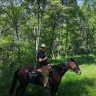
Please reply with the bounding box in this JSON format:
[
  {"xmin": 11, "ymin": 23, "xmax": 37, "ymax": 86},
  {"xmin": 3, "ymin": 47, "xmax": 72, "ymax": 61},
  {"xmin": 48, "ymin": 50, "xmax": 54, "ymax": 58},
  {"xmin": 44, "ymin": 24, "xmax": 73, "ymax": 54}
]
[{"xmin": 0, "ymin": 54, "xmax": 96, "ymax": 96}]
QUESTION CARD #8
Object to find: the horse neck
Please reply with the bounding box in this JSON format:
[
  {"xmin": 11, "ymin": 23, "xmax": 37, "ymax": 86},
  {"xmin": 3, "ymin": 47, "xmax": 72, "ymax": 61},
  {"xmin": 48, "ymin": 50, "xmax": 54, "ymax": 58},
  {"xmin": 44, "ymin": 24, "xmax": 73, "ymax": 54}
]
[
  {"xmin": 60, "ymin": 61, "xmax": 69, "ymax": 76},
  {"xmin": 60, "ymin": 68, "xmax": 68, "ymax": 76},
  {"xmin": 53, "ymin": 61, "xmax": 69, "ymax": 76}
]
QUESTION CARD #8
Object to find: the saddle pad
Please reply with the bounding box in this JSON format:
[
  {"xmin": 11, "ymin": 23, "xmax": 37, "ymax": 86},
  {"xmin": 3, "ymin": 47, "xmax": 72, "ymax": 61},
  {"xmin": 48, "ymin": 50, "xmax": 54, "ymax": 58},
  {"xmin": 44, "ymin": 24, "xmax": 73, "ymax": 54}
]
[{"xmin": 28, "ymin": 72, "xmax": 38, "ymax": 83}]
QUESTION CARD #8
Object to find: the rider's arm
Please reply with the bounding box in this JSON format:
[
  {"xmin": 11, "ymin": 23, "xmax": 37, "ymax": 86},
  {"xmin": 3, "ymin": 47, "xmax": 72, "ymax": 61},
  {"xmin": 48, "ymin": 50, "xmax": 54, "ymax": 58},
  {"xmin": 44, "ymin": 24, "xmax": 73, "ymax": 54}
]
[{"xmin": 39, "ymin": 57, "xmax": 47, "ymax": 62}]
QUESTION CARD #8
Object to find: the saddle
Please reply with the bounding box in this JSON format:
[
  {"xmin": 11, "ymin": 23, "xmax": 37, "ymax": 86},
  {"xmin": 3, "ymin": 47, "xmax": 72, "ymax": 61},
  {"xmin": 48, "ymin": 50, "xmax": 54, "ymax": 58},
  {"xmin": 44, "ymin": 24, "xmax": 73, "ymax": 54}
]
[
  {"xmin": 28, "ymin": 65, "xmax": 40, "ymax": 83},
  {"xmin": 29, "ymin": 71, "xmax": 42, "ymax": 83},
  {"xmin": 28, "ymin": 65, "xmax": 53, "ymax": 84}
]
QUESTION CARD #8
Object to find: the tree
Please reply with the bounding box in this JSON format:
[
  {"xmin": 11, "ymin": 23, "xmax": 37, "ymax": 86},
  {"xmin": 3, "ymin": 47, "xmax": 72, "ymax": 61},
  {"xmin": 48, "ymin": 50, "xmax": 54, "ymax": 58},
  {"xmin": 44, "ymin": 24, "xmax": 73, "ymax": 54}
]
[{"xmin": 1, "ymin": 1, "xmax": 27, "ymax": 67}]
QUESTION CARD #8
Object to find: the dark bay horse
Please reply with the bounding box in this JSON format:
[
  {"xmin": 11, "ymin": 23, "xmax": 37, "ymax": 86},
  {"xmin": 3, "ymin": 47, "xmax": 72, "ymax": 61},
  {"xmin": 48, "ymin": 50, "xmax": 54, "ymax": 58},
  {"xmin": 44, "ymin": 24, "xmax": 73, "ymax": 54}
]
[{"xmin": 9, "ymin": 58, "xmax": 81, "ymax": 96}]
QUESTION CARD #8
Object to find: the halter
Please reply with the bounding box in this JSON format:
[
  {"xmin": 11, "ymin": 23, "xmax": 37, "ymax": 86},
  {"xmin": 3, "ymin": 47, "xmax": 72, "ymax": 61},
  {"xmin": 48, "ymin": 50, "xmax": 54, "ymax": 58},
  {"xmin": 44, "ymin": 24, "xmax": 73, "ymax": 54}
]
[
  {"xmin": 68, "ymin": 60, "xmax": 80, "ymax": 73},
  {"xmin": 59, "ymin": 59, "xmax": 81, "ymax": 75},
  {"xmin": 61, "ymin": 60, "xmax": 77, "ymax": 72}
]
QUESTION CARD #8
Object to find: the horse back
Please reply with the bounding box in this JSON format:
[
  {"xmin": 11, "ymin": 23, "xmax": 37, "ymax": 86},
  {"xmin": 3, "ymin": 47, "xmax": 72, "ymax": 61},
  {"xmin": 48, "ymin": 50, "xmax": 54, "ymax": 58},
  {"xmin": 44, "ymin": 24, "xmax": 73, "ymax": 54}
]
[{"xmin": 17, "ymin": 66, "xmax": 33, "ymax": 82}]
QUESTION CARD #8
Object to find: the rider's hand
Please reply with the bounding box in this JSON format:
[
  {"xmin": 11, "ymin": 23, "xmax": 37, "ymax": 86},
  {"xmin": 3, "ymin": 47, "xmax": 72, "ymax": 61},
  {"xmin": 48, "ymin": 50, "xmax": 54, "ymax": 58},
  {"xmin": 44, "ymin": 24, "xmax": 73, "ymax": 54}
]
[{"xmin": 44, "ymin": 57, "xmax": 48, "ymax": 60}]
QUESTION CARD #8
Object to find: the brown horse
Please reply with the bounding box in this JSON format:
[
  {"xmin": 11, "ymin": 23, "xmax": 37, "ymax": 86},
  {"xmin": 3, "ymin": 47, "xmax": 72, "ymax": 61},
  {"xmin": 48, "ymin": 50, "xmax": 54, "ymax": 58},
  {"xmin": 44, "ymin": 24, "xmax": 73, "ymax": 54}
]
[{"xmin": 9, "ymin": 58, "xmax": 81, "ymax": 96}]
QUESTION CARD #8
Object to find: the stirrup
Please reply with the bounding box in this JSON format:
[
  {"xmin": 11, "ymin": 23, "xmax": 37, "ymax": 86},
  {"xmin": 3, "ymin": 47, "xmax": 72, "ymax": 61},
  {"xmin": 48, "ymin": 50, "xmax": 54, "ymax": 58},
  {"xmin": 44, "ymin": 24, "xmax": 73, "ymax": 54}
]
[
  {"xmin": 44, "ymin": 86, "xmax": 51, "ymax": 89},
  {"xmin": 31, "ymin": 71, "xmax": 36, "ymax": 73},
  {"xmin": 29, "ymin": 71, "xmax": 36, "ymax": 74},
  {"xmin": 45, "ymin": 81, "xmax": 51, "ymax": 89}
]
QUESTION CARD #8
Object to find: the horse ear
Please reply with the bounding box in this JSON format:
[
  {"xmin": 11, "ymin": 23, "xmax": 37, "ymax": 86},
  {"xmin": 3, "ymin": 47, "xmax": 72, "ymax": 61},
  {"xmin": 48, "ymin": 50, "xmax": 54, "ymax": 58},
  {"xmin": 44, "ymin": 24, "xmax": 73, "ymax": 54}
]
[{"xmin": 70, "ymin": 58, "xmax": 74, "ymax": 61}]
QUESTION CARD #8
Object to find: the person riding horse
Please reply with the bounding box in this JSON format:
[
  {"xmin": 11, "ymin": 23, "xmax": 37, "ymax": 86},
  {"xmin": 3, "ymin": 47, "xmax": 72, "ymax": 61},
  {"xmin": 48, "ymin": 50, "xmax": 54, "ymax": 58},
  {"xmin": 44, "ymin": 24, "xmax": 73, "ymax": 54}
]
[
  {"xmin": 36, "ymin": 44, "xmax": 52, "ymax": 89},
  {"xmin": 9, "ymin": 58, "xmax": 81, "ymax": 96}
]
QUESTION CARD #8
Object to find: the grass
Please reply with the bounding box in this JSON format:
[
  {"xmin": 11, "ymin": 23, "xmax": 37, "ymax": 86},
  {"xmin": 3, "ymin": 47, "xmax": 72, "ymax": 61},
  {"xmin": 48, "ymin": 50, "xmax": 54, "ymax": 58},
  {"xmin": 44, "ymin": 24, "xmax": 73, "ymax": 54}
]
[{"xmin": 0, "ymin": 54, "xmax": 96, "ymax": 96}]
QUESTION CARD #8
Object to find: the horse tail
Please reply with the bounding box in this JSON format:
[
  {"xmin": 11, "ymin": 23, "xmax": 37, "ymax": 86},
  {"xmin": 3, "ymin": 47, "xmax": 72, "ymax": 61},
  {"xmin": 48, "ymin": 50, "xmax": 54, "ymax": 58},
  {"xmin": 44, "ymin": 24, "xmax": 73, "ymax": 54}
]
[{"xmin": 9, "ymin": 68, "xmax": 20, "ymax": 96}]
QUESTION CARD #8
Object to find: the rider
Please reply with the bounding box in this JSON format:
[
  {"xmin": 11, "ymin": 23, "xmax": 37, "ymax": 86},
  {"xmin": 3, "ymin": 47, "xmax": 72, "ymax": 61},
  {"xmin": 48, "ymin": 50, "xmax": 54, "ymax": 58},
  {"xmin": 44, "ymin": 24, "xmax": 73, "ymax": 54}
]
[{"xmin": 36, "ymin": 44, "xmax": 52, "ymax": 89}]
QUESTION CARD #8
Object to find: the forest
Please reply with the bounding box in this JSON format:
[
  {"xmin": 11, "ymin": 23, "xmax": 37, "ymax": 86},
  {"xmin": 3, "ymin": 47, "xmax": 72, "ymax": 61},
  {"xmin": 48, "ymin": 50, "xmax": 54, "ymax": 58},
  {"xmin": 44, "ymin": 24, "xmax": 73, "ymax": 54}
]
[{"xmin": 0, "ymin": 0, "xmax": 96, "ymax": 96}]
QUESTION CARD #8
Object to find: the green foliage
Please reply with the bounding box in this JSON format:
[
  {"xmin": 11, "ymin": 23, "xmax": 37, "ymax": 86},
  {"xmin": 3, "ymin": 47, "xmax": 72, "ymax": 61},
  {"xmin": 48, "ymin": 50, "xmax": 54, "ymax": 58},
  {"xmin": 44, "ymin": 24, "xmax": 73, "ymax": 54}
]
[
  {"xmin": 0, "ymin": 0, "xmax": 96, "ymax": 95},
  {"xmin": 0, "ymin": 1, "xmax": 96, "ymax": 60},
  {"xmin": 0, "ymin": 0, "xmax": 96, "ymax": 81}
]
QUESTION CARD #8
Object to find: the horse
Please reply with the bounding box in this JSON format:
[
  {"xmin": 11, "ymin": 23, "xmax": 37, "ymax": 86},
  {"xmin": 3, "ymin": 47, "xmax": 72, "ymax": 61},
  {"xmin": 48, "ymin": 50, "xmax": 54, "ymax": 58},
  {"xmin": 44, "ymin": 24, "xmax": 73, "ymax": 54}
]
[{"xmin": 9, "ymin": 58, "xmax": 81, "ymax": 96}]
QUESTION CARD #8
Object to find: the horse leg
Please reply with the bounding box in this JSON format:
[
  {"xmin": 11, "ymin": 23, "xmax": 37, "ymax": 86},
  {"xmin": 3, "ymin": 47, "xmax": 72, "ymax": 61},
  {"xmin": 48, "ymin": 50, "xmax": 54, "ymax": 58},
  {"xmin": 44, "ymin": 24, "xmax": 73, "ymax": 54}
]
[
  {"xmin": 50, "ymin": 86, "xmax": 58, "ymax": 96},
  {"xmin": 50, "ymin": 86, "xmax": 55, "ymax": 96},
  {"xmin": 16, "ymin": 85, "xmax": 21, "ymax": 96},
  {"xmin": 20, "ymin": 84, "xmax": 28, "ymax": 96},
  {"xmin": 54, "ymin": 87, "xmax": 58, "ymax": 96}
]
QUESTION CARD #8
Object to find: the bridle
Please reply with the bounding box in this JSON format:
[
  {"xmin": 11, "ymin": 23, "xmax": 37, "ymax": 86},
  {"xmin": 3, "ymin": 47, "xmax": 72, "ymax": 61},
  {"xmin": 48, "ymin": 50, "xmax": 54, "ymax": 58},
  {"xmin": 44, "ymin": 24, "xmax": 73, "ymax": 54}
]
[
  {"xmin": 68, "ymin": 61, "xmax": 81, "ymax": 75},
  {"xmin": 61, "ymin": 61, "xmax": 77, "ymax": 72},
  {"xmin": 60, "ymin": 59, "xmax": 81, "ymax": 75}
]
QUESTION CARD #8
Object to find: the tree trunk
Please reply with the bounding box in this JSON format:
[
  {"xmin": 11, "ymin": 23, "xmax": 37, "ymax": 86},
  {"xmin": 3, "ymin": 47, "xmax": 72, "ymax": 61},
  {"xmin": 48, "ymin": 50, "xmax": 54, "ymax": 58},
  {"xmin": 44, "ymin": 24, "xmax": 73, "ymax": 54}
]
[
  {"xmin": 49, "ymin": 17, "xmax": 55, "ymax": 58},
  {"xmin": 15, "ymin": 25, "xmax": 22, "ymax": 67},
  {"xmin": 35, "ymin": 0, "xmax": 41, "ymax": 62},
  {"xmin": 57, "ymin": 28, "xmax": 61, "ymax": 59},
  {"xmin": 65, "ymin": 21, "xmax": 69, "ymax": 57},
  {"xmin": 86, "ymin": 27, "xmax": 89, "ymax": 57}
]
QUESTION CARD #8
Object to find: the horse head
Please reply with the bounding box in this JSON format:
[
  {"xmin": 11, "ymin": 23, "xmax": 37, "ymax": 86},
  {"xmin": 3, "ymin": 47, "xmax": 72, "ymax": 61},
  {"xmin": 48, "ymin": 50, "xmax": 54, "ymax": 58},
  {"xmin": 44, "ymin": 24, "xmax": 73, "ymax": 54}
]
[{"xmin": 68, "ymin": 58, "xmax": 81, "ymax": 75}]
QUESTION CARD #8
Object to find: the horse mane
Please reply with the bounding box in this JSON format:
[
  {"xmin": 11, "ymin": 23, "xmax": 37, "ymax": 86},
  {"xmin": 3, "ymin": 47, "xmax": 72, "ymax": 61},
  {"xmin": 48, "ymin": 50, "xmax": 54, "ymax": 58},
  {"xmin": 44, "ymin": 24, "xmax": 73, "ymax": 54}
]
[
  {"xmin": 52, "ymin": 60, "xmax": 69, "ymax": 71},
  {"xmin": 52, "ymin": 64, "xmax": 61, "ymax": 71}
]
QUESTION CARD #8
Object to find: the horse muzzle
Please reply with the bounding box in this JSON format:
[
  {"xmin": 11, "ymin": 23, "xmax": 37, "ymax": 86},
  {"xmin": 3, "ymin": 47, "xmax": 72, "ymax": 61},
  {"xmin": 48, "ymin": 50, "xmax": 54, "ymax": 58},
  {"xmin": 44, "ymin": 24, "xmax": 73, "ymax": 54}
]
[{"xmin": 76, "ymin": 70, "xmax": 81, "ymax": 75}]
